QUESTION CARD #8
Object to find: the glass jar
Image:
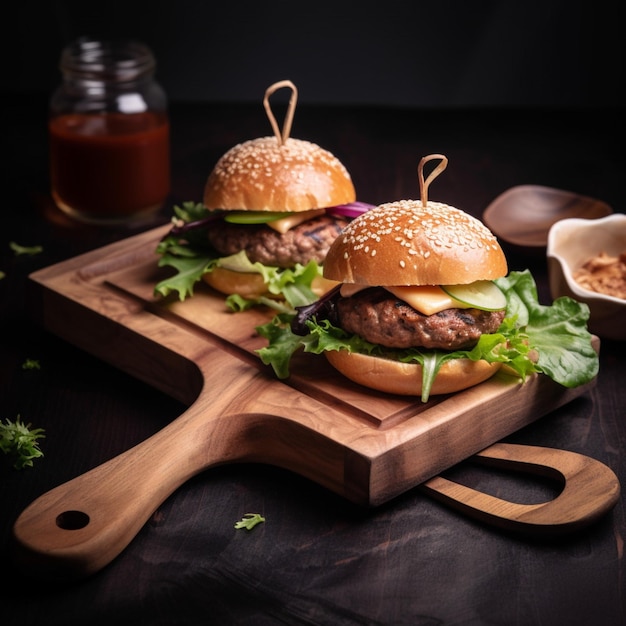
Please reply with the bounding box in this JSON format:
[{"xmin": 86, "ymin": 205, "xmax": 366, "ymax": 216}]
[{"xmin": 49, "ymin": 38, "xmax": 170, "ymax": 225}]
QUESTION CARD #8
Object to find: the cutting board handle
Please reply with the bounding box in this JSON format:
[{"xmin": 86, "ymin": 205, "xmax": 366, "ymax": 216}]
[{"xmin": 420, "ymin": 442, "xmax": 620, "ymax": 535}]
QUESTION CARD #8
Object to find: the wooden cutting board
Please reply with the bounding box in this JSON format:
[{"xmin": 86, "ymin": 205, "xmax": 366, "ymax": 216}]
[{"xmin": 13, "ymin": 224, "xmax": 619, "ymax": 581}]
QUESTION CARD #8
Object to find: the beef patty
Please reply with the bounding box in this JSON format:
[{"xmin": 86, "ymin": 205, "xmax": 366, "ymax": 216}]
[
  {"xmin": 337, "ymin": 287, "xmax": 506, "ymax": 351},
  {"xmin": 207, "ymin": 215, "xmax": 349, "ymax": 268}
]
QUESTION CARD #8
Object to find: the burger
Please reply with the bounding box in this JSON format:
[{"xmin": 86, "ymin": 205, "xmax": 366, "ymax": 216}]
[
  {"xmin": 154, "ymin": 80, "xmax": 370, "ymax": 311},
  {"xmin": 318, "ymin": 199, "xmax": 509, "ymax": 397},
  {"xmin": 199, "ymin": 134, "xmax": 358, "ymax": 302},
  {"xmin": 257, "ymin": 155, "xmax": 599, "ymax": 402}
]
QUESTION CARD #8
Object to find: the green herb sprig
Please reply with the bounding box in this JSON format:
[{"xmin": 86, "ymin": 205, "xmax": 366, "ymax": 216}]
[
  {"xmin": 234, "ymin": 513, "xmax": 266, "ymax": 531},
  {"xmin": 10, "ymin": 241, "xmax": 43, "ymax": 256},
  {"xmin": 0, "ymin": 416, "xmax": 46, "ymax": 469},
  {"xmin": 22, "ymin": 358, "xmax": 41, "ymax": 370}
]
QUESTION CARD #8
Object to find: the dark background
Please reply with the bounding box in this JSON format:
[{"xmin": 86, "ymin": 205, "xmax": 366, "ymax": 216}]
[{"xmin": 4, "ymin": 0, "xmax": 624, "ymax": 108}]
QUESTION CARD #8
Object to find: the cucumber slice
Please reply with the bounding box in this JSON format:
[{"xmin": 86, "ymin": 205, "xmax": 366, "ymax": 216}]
[
  {"xmin": 224, "ymin": 211, "xmax": 289, "ymax": 224},
  {"xmin": 441, "ymin": 280, "xmax": 506, "ymax": 311}
]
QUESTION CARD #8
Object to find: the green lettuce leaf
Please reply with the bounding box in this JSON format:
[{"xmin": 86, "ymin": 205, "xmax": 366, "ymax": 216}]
[
  {"xmin": 154, "ymin": 202, "xmax": 323, "ymax": 311},
  {"xmin": 155, "ymin": 253, "xmax": 213, "ymax": 300},
  {"xmin": 257, "ymin": 270, "xmax": 599, "ymax": 402},
  {"xmin": 494, "ymin": 270, "xmax": 598, "ymax": 387}
]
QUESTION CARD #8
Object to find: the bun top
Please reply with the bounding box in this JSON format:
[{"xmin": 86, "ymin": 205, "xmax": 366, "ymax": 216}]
[
  {"xmin": 323, "ymin": 200, "xmax": 507, "ymax": 286},
  {"xmin": 203, "ymin": 136, "xmax": 356, "ymax": 213}
]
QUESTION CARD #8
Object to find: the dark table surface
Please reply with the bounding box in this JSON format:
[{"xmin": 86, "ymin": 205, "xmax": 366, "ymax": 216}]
[{"xmin": 1, "ymin": 99, "xmax": 625, "ymax": 626}]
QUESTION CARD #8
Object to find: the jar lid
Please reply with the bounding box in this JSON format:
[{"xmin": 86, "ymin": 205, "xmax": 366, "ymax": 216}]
[{"xmin": 60, "ymin": 38, "xmax": 156, "ymax": 82}]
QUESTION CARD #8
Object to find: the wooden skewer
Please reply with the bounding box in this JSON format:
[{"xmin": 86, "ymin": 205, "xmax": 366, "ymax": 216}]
[
  {"xmin": 263, "ymin": 79, "xmax": 298, "ymax": 145},
  {"xmin": 418, "ymin": 153, "xmax": 448, "ymax": 206}
]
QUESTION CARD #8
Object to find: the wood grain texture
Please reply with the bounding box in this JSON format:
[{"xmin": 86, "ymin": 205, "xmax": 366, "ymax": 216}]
[
  {"xmin": 12, "ymin": 225, "xmax": 618, "ymax": 580},
  {"xmin": 421, "ymin": 443, "xmax": 620, "ymax": 535},
  {"xmin": 482, "ymin": 184, "xmax": 612, "ymax": 248}
]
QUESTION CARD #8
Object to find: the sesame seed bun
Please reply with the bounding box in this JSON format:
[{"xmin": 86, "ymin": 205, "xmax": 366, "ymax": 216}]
[
  {"xmin": 203, "ymin": 136, "xmax": 356, "ymax": 213},
  {"xmin": 323, "ymin": 200, "xmax": 507, "ymax": 286},
  {"xmin": 325, "ymin": 350, "xmax": 502, "ymax": 396}
]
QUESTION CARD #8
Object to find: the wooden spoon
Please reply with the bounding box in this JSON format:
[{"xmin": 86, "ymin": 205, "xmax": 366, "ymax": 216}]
[{"xmin": 482, "ymin": 185, "xmax": 612, "ymax": 248}]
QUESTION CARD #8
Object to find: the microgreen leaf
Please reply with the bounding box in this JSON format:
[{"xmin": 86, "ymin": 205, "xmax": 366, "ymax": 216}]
[
  {"xmin": 10, "ymin": 241, "xmax": 43, "ymax": 256},
  {"xmin": 0, "ymin": 416, "xmax": 46, "ymax": 469},
  {"xmin": 22, "ymin": 358, "xmax": 41, "ymax": 370},
  {"xmin": 234, "ymin": 513, "xmax": 266, "ymax": 530}
]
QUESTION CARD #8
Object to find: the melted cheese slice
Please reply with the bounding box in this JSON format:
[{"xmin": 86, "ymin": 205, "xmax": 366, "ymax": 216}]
[
  {"xmin": 340, "ymin": 283, "xmax": 465, "ymax": 315},
  {"xmin": 267, "ymin": 209, "xmax": 326, "ymax": 233}
]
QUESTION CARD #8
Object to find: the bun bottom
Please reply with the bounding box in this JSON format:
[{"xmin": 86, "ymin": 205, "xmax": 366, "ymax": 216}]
[
  {"xmin": 202, "ymin": 267, "xmax": 340, "ymax": 299},
  {"xmin": 202, "ymin": 267, "xmax": 269, "ymax": 298},
  {"xmin": 325, "ymin": 350, "xmax": 502, "ymax": 397}
]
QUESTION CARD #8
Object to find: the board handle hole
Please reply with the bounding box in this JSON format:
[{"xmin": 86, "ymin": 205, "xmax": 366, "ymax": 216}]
[{"xmin": 56, "ymin": 510, "xmax": 90, "ymax": 530}]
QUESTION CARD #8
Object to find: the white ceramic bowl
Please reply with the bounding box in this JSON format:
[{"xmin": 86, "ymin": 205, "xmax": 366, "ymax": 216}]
[{"xmin": 547, "ymin": 214, "xmax": 626, "ymax": 341}]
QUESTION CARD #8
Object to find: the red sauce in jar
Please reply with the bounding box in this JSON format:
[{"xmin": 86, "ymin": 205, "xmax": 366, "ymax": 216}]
[{"xmin": 49, "ymin": 111, "xmax": 170, "ymax": 222}]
